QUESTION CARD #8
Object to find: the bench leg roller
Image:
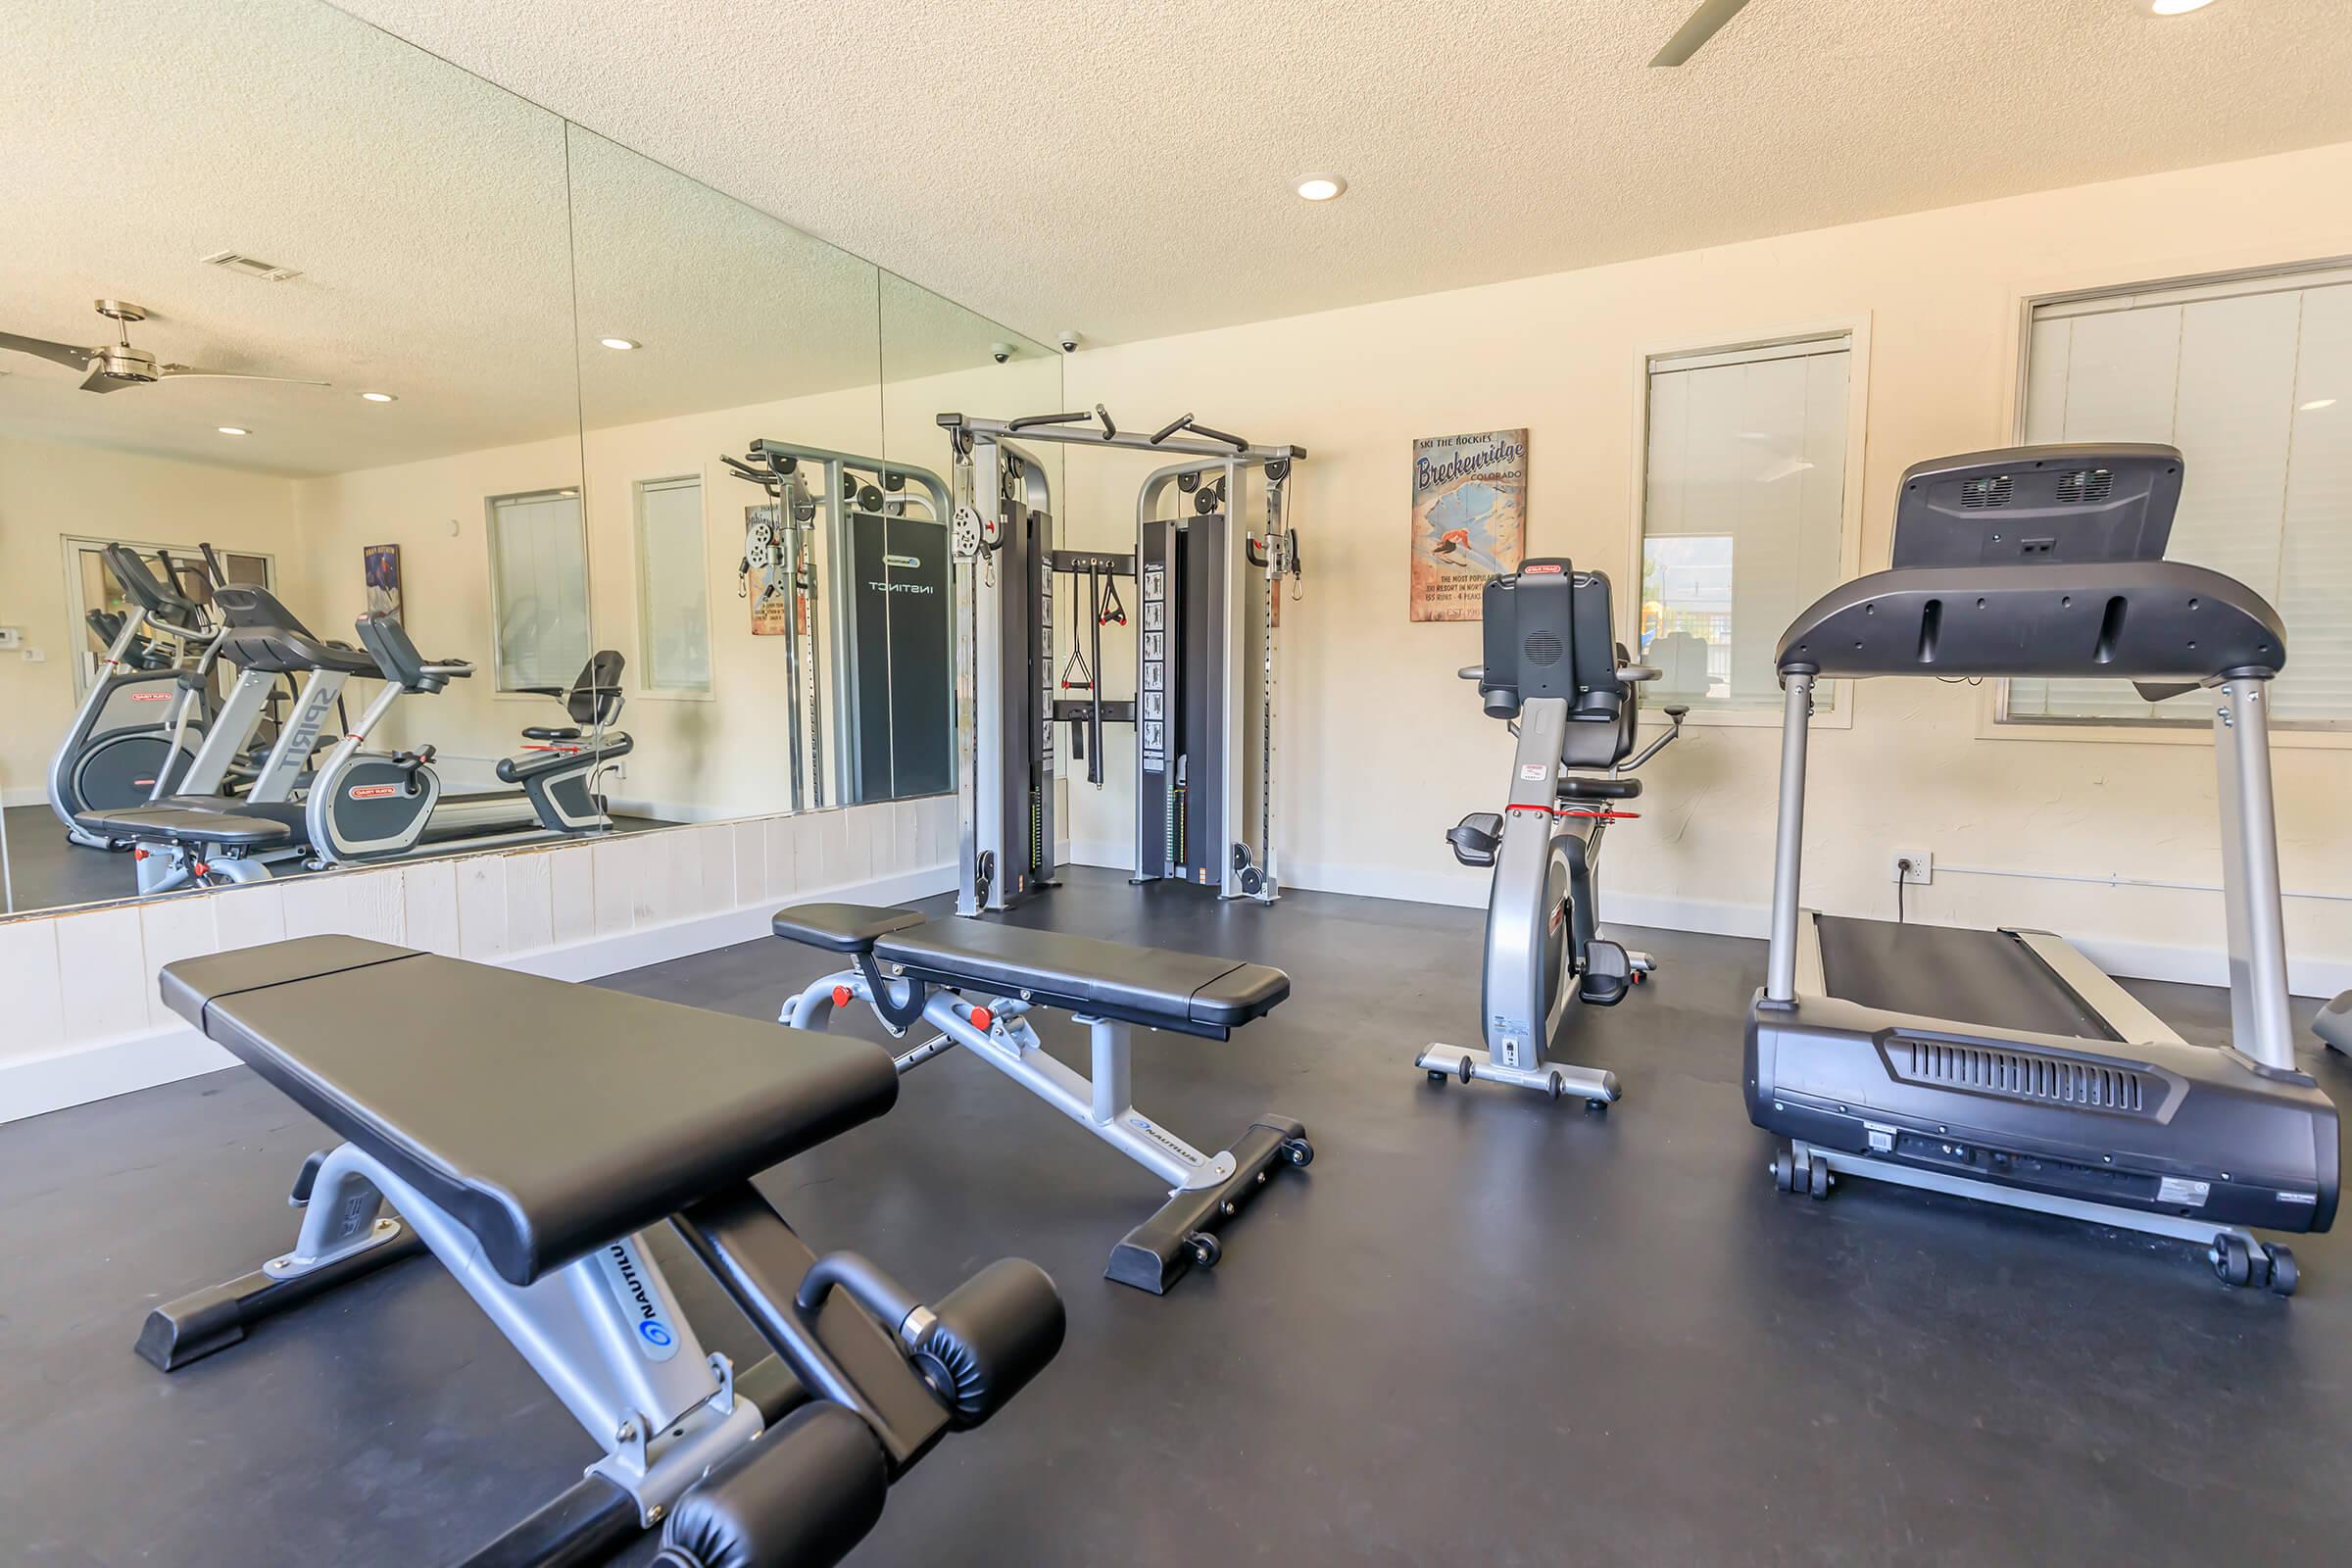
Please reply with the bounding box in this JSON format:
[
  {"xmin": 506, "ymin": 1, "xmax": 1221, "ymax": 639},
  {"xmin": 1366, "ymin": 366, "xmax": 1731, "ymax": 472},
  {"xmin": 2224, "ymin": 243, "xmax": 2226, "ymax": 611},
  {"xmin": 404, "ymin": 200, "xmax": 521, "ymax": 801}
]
[
  {"xmin": 912, "ymin": 1258, "xmax": 1066, "ymax": 1429},
  {"xmin": 1105, "ymin": 1116, "xmax": 1311, "ymax": 1294},
  {"xmin": 653, "ymin": 1402, "xmax": 889, "ymax": 1568}
]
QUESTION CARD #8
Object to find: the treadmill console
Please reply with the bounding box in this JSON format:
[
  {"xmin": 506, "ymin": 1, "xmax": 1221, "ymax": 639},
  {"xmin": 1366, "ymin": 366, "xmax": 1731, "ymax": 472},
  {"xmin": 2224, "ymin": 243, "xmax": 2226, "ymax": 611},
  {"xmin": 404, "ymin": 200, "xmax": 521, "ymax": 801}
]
[{"xmin": 1889, "ymin": 443, "xmax": 2182, "ymax": 568}]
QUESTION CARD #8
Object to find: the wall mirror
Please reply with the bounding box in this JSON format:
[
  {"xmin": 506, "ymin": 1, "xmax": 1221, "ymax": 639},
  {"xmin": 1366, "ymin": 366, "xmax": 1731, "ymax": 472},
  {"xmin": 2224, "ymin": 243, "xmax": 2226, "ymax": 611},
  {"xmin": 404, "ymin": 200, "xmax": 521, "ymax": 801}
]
[
  {"xmin": 875, "ymin": 276, "xmax": 1064, "ymax": 810},
  {"xmin": 0, "ymin": 0, "xmax": 585, "ymax": 914},
  {"xmin": 565, "ymin": 125, "xmax": 885, "ymax": 827}
]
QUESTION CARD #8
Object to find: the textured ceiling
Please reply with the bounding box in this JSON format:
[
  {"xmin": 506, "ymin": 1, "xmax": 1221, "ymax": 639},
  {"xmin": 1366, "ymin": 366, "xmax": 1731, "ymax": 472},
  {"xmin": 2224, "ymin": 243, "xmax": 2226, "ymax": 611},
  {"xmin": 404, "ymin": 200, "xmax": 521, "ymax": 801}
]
[
  {"xmin": 2, "ymin": 0, "xmax": 1036, "ymax": 477},
  {"xmin": 327, "ymin": 0, "xmax": 2352, "ymax": 348}
]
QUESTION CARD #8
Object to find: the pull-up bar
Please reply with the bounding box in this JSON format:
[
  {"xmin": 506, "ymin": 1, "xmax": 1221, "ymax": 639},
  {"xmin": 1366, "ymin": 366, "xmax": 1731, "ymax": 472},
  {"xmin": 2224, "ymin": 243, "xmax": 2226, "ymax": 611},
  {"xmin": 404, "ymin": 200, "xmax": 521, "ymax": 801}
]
[{"xmin": 940, "ymin": 410, "xmax": 1304, "ymax": 466}]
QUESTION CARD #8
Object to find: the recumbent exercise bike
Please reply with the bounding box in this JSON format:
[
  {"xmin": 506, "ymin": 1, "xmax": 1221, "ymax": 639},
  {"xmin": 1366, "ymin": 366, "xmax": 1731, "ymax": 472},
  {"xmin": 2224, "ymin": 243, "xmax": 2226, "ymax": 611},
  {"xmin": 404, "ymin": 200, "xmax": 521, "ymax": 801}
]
[{"xmin": 1417, "ymin": 560, "xmax": 1686, "ymax": 1104}]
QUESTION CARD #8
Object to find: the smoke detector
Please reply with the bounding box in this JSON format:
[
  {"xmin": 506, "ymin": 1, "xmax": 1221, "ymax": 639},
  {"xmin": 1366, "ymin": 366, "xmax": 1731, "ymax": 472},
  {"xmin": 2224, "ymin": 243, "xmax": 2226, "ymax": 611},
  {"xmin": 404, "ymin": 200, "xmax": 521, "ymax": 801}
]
[{"xmin": 201, "ymin": 251, "xmax": 302, "ymax": 283}]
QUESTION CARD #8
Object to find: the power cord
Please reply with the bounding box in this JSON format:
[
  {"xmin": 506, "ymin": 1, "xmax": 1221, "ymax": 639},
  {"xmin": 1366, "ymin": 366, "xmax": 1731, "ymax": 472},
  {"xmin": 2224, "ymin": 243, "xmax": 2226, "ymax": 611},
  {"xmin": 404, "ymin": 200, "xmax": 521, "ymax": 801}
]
[{"xmin": 1895, "ymin": 857, "xmax": 1913, "ymax": 923}]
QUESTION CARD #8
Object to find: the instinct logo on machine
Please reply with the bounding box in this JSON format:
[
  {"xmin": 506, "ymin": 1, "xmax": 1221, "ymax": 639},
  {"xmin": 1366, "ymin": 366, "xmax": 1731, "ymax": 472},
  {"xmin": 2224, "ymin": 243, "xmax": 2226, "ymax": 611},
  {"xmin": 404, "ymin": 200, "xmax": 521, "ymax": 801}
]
[
  {"xmin": 347, "ymin": 783, "xmax": 401, "ymax": 801},
  {"xmin": 128, "ymin": 690, "xmax": 172, "ymax": 702},
  {"xmin": 597, "ymin": 1238, "xmax": 680, "ymax": 1359}
]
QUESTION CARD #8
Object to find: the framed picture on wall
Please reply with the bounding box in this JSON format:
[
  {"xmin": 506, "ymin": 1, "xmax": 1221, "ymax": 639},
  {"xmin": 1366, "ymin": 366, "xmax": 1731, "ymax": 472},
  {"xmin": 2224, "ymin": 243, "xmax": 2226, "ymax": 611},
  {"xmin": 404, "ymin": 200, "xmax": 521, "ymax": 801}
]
[
  {"xmin": 1409, "ymin": 429, "xmax": 1528, "ymax": 622},
  {"xmin": 364, "ymin": 543, "xmax": 404, "ymax": 621}
]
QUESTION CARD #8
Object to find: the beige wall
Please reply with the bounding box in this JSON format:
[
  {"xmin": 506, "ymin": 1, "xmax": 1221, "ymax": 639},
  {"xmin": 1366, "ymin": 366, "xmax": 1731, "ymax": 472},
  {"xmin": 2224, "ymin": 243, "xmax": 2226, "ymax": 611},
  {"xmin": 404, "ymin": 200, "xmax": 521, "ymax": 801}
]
[
  {"xmin": 1058, "ymin": 141, "xmax": 2352, "ymax": 987},
  {"xmin": 0, "ymin": 434, "xmax": 304, "ymax": 804}
]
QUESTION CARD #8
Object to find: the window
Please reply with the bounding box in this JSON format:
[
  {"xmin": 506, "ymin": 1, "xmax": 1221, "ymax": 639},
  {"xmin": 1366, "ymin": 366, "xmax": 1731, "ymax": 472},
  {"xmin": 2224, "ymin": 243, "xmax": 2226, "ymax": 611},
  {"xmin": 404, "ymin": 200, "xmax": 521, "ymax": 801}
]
[
  {"xmin": 2008, "ymin": 264, "xmax": 2352, "ymax": 729},
  {"xmin": 634, "ymin": 475, "xmax": 712, "ymax": 696},
  {"xmin": 486, "ymin": 488, "xmax": 589, "ymax": 692},
  {"xmin": 1639, "ymin": 333, "xmax": 1854, "ymax": 712}
]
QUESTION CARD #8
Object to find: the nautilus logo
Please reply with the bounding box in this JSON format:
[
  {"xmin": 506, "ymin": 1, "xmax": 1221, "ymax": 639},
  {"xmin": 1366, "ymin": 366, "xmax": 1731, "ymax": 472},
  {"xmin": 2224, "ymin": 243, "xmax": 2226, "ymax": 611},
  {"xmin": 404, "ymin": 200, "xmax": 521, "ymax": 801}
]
[{"xmin": 597, "ymin": 1240, "xmax": 680, "ymax": 1362}]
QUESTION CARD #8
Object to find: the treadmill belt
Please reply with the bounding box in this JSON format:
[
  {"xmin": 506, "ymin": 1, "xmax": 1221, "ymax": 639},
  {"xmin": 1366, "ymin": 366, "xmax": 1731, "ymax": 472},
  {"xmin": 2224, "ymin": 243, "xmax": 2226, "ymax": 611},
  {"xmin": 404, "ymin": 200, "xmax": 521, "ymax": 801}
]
[{"xmin": 1813, "ymin": 915, "xmax": 2120, "ymax": 1042}]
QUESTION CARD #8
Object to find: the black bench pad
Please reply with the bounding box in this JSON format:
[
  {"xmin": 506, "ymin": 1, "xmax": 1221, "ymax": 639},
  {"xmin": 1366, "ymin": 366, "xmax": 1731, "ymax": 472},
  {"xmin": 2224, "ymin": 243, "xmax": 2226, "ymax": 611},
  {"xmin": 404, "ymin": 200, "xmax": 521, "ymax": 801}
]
[
  {"xmin": 775, "ymin": 904, "xmax": 1291, "ymax": 1038},
  {"xmin": 161, "ymin": 936, "xmax": 900, "ymax": 1287},
  {"xmin": 773, "ymin": 902, "xmax": 928, "ymax": 953},
  {"xmin": 75, "ymin": 805, "xmax": 294, "ymax": 847}
]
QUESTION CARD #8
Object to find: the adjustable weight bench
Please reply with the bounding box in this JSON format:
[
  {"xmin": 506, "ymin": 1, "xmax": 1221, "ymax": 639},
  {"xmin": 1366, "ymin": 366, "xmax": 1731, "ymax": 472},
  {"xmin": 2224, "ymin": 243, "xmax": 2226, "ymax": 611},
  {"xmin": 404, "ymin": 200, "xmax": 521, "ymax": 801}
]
[
  {"xmin": 773, "ymin": 904, "xmax": 1314, "ymax": 1295},
  {"xmin": 139, "ymin": 936, "xmax": 1065, "ymax": 1568}
]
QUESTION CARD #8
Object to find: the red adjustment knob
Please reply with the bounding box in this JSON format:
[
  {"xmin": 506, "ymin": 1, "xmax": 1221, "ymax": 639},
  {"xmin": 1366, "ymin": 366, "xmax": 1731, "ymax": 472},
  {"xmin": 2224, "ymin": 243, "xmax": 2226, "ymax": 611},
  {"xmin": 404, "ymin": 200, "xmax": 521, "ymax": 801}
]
[
  {"xmin": 831, "ymin": 984, "xmax": 853, "ymax": 1007},
  {"xmin": 969, "ymin": 1005, "xmax": 995, "ymax": 1031},
  {"xmin": 133, "ymin": 848, "xmax": 149, "ymax": 860}
]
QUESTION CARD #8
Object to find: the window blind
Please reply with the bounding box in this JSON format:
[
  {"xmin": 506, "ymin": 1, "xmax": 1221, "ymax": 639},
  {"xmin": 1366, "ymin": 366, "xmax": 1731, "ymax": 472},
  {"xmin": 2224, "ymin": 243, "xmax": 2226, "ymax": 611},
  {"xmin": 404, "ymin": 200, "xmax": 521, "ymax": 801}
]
[
  {"xmin": 2011, "ymin": 270, "xmax": 2351, "ymax": 727},
  {"xmin": 488, "ymin": 490, "xmax": 590, "ymax": 692},
  {"xmin": 636, "ymin": 476, "xmax": 712, "ymax": 694},
  {"xmin": 1642, "ymin": 337, "xmax": 1851, "ymax": 710}
]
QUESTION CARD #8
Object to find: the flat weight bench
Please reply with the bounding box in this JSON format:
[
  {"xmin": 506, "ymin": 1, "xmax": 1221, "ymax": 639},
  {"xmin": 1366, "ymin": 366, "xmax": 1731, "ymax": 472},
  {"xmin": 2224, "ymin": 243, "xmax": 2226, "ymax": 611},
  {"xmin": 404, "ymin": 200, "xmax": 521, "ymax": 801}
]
[
  {"xmin": 140, "ymin": 935, "xmax": 1065, "ymax": 1568},
  {"xmin": 773, "ymin": 904, "xmax": 1313, "ymax": 1294}
]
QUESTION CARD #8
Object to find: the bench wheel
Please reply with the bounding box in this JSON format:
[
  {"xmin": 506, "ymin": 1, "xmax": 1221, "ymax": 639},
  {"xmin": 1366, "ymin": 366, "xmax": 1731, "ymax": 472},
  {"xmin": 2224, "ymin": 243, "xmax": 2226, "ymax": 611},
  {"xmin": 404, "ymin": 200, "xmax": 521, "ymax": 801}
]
[
  {"xmin": 2212, "ymin": 1233, "xmax": 2255, "ymax": 1289},
  {"xmin": 1771, "ymin": 1148, "xmax": 1798, "ymax": 1194},
  {"xmin": 2267, "ymin": 1245, "xmax": 2300, "ymax": 1298},
  {"xmin": 1806, "ymin": 1157, "xmax": 1833, "ymax": 1200},
  {"xmin": 1427, "ymin": 1068, "xmax": 1448, "ymax": 1084},
  {"xmin": 1282, "ymin": 1137, "xmax": 1313, "ymax": 1168},
  {"xmin": 1185, "ymin": 1232, "xmax": 1221, "ymax": 1269}
]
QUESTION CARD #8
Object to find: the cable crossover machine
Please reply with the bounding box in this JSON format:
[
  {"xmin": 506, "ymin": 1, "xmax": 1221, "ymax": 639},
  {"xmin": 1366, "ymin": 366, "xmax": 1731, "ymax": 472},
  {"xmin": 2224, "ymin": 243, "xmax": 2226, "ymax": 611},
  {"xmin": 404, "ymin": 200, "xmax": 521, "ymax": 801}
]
[
  {"xmin": 939, "ymin": 405, "xmax": 1304, "ymax": 916},
  {"xmin": 724, "ymin": 438, "xmax": 956, "ymax": 812}
]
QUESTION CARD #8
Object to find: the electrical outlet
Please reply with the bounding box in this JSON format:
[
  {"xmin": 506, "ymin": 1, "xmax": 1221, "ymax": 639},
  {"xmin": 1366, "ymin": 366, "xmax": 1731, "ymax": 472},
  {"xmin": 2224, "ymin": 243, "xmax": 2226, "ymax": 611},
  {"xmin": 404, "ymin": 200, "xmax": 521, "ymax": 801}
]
[{"xmin": 1892, "ymin": 850, "xmax": 1933, "ymax": 886}]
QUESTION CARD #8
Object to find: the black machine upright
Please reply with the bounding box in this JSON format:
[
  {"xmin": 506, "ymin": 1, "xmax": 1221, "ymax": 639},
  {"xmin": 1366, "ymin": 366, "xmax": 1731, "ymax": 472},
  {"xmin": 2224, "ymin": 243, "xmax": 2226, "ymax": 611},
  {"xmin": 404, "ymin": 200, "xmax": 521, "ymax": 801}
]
[{"xmin": 1746, "ymin": 443, "xmax": 2338, "ymax": 1293}]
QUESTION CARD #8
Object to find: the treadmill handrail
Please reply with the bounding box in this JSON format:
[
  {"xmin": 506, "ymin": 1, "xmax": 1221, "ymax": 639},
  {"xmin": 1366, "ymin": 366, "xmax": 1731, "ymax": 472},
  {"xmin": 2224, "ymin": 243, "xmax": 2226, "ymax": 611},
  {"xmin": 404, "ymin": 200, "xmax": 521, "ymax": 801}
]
[{"xmin": 1775, "ymin": 560, "xmax": 2283, "ymax": 684}]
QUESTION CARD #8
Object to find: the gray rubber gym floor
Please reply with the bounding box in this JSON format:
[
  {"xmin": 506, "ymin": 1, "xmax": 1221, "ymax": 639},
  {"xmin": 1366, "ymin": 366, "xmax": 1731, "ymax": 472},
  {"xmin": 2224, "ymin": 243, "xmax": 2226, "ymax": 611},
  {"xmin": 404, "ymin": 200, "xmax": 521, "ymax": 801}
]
[{"xmin": 5, "ymin": 864, "xmax": 2349, "ymax": 1565}]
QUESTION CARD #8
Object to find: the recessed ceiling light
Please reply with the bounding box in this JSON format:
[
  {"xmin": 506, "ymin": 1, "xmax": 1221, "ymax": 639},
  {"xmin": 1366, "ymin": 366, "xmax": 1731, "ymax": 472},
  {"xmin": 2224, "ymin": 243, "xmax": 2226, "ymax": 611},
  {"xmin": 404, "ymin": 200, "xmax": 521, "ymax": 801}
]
[
  {"xmin": 1294, "ymin": 173, "xmax": 1347, "ymax": 202},
  {"xmin": 2149, "ymin": 0, "xmax": 2216, "ymax": 14},
  {"xmin": 359, "ymin": 390, "xmax": 397, "ymax": 403},
  {"xmin": 217, "ymin": 426, "xmax": 250, "ymax": 436},
  {"xmin": 600, "ymin": 337, "xmax": 641, "ymax": 351},
  {"xmin": 2303, "ymin": 398, "xmax": 2338, "ymax": 411}
]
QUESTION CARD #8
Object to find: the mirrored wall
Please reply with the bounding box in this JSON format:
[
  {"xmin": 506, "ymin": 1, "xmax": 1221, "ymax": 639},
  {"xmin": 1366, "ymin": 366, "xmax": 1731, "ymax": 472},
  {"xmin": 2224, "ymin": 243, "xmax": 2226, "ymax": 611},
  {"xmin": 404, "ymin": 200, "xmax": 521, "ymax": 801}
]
[{"xmin": 0, "ymin": 0, "xmax": 1058, "ymax": 916}]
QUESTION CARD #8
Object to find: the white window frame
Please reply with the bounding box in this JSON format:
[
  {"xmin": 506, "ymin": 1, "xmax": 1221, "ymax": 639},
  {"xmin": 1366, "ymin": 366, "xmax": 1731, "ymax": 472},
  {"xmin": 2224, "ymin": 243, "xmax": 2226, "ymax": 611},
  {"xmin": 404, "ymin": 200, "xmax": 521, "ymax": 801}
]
[
  {"xmin": 1981, "ymin": 255, "xmax": 2352, "ymax": 751},
  {"xmin": 483, "ymin": 486, "xmax": 591, "ymax": 700},
  {"xmin": 1625, "ymin": 315, "xmax": 1872, "ymax": 730},
  {"xmin": 57, "ymin": 533, "xmax": 279, "ymax": 699},
  {"xmin": 632, "ymin": 472, "xmax": 715, "ymax": 702}
]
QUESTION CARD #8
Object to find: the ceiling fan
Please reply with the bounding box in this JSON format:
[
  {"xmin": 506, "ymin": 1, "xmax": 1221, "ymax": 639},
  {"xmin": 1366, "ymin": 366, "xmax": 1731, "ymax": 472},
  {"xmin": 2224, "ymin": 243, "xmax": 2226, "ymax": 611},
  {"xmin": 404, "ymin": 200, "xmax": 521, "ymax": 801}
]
[
  {"xmin": 0, "ymin": 299, "xmax": 329, "ymax": 395},
  {"xmin": 1651, "ymin": 0, "xmax": 1755, "ymax": 67}
]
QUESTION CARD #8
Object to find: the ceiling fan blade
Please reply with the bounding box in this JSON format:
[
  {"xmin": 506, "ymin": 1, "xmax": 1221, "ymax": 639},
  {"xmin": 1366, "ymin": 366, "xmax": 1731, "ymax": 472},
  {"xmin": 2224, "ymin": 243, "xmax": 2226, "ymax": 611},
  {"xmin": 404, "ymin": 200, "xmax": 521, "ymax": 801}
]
[
  {"xmin": 79, "ymin": 365, "xmax": 142, "ymax": 394},
  {"xmin": 1650, "ymin": 0, "xmax": 1754, "ymax": 67},
  {"xmin": 0, "ymin": 329, "xmax": 99, "ymax": 371},
  {"xmin": 158, "ymin": 366, "xmax": 331, "ymax": 388}
]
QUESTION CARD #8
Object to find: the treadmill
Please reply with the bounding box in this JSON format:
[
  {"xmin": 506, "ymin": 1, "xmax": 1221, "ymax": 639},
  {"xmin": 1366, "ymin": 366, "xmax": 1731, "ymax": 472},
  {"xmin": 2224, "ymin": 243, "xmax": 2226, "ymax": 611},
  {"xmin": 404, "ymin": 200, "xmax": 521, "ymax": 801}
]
[{"xmin": 1746, "ymin": 443, "xmax": 2338, "ymax": 1295}]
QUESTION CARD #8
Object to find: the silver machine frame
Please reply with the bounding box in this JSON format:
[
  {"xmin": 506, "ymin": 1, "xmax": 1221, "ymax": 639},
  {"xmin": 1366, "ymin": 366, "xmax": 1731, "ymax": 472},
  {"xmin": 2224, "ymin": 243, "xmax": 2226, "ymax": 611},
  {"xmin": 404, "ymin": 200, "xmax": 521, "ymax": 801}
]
[
  {"xmin": 242, "ymin": 1148, "xmax": 758, "ymax": 1529},
  {"xmin": 1416, "ymin": 678, "xmax": 1682, "ymax": 1103},
  {"xmin": 784, "ymin": 974, "xmax": 1236, "ymax": 1197},
  {"xmin": 730, "ymin": 439, "xmax": 955, "ymax": 811},
  {"xmin": 940, "ymin": 411, "xmax": 1303, "ymax": 915},
  {"xmin": 49, "ymin": 578, "xmax": 220, "ymax": 847}
]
